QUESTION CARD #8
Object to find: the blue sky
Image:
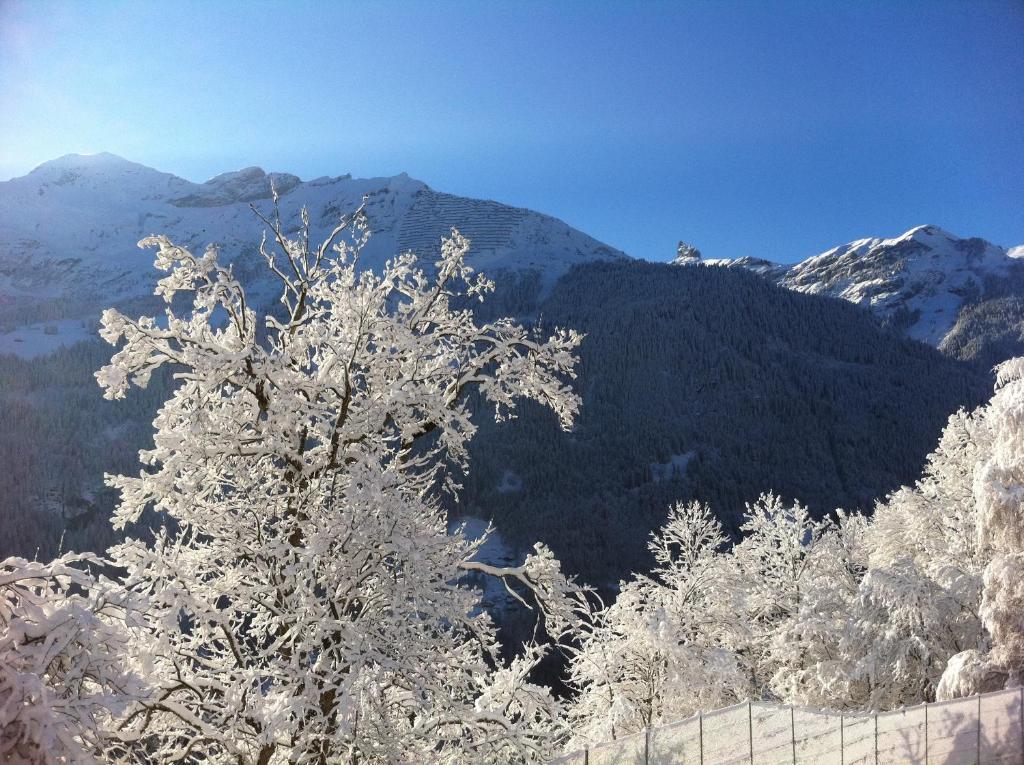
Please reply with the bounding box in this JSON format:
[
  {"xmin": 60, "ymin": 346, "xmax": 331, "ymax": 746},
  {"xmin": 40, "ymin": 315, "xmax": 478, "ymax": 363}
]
[{"xmin": 1, "ymin": 0, "xmax": 1022, "ymax": 262}]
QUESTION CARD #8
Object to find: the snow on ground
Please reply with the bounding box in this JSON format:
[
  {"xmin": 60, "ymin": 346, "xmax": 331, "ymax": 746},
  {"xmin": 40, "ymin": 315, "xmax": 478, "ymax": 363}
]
[
  {"xmin": 0, "ymin": 319, "xmax": 96, "ymax": 358},
  {"xmin": 497, "ymin": 470, "xmax": 524, "ymax": 494},
  {"xmin": 649, "ymin": 451, "xmax": 695, "ymax": 483}
]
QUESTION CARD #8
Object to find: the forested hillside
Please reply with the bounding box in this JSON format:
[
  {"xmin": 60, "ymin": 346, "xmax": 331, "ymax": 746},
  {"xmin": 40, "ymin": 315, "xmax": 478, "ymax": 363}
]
[
  {"xmin": 459, "ymin": 261, "xmax": 990, "ymax": 583},
  {"xmin": 702, "ymin": 225, "xmax": 1024, "ymax": 369},
  {"xmin": 0, "ymin": 342, "xmax": 171, "ymax": 558},
  {"xmin": 939, "ymin": 265, "xmax": 1024, "ymax": 368},
  {"xmin": 0, "ymin": 259, "xmax": 991, "ymax": 586}
]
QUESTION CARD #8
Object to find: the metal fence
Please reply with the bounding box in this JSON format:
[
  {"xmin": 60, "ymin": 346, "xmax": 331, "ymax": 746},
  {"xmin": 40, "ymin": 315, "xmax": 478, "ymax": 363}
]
[{"xmin": 551, "ymin": 687, "xmax": 1024, "ymax": 764}]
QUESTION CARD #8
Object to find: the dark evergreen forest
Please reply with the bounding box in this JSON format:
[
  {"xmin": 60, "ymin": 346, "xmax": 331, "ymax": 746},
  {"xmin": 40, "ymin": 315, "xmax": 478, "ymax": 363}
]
[
  {"xmin": 0, "ymin": 260, "xmax": 991, "ymax": 587},
  {"xmin": 457, "ymin": 261, "xmax": 990, "ymax": 583}
]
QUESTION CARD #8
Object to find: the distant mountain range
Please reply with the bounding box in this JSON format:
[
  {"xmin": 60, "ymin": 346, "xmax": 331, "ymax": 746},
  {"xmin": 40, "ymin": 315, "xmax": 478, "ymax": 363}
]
[
  {"xmin": 680, "ymin": 225, "xmax": 1024, "ymax": 368},
  {"xmin": 4, "ymin": 154, "xmax": 1022, "ymax": 367},
  {"xmin": 0, "ymin": 154, "xmax": 1012, "ymax": 586},
  {"xmin": 0, "ymin": 153, "xmax": 625, "ymax": 355}
]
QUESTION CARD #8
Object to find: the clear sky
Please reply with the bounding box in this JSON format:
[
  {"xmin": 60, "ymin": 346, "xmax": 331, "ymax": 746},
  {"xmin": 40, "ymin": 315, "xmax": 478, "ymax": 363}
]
[{"xmin": 1, "ymin": 0, "xmax": 1022, "ymax": 262}]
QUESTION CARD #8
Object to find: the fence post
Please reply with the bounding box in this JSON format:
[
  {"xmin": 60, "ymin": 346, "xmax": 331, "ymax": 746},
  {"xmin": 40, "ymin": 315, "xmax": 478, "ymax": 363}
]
[
  {"xmin": 978, "ymin": 693, "xmax": 982, "ymax": 764},
  {"xmin": 699, "ymin": 711, "xmax": 704, "ymax": 765},
  {"xmin": 749, "ymin": 701, "xmax": 754, "ymax": 764},
  {"xmin": 1019, "ymin": 685, "xmax": 1023, "ymax": 765},
  {"xmin": 791, "ymin": 705, "xmax": 796, "ymax": 764},
  {"xmin": 874, "ymin": 712, "xmax": 878, "ymax": 764},
  {"xmin": 840, "ymin": 713, "xmax": 844, "ymax": 765},
  {"xmin": 924, "ymin": 701, "xmax": 928, "ymax": 764}
]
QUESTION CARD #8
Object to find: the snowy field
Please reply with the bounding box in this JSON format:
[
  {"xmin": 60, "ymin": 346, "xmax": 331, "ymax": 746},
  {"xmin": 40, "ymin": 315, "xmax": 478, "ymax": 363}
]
[{"xmin": 0, "ymin": 319, "xmax": 95, "ymax": 358}]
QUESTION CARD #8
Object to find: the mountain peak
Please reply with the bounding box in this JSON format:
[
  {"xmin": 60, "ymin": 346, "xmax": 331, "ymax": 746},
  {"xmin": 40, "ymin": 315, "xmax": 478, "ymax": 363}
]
[
  {"xmin": 0, "ymin": 154, "xmax": 627, "ymax": 324},
  {"xmin": 896, "ymin": 224, "xmax": 958, "ymax": 246},
  {"xmin": 203, "ymin": 166, "xmax": 268, "ymax": 185},
  {"xmin": 42, "ymin": 151, "xmax": 126, "ymax": 165},
  {"xmin": 31, "ymin": 152, "xmax": 140, "ymax": 174},
  {"xmin": 172, "ymin": 166, "xmax": 301, "ymax": 207},
  {"xmin": 671, "ymin": 241, "xmax": 702, "ymax": 266},
  {"xmin": 692, "ymin": 224, "xmax": 1021, "ymax": 350},
  {"xmin": 785, "ymin": 225, "xmax": 1016, "ymax": 346}
]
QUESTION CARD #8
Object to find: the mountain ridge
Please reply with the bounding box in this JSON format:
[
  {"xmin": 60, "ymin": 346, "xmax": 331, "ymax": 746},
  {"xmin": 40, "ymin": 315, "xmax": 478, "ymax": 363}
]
[
  {"xmin": 0, "ymin": 154, "xmax": 628, "ymax": 355},
  {"xmin": 5, "ymin": 154, "xmax": 1022, "ymax": 368},
  {"xmin": 685, "ymin": 224, "xmax": 1024, "ymax": 364}
]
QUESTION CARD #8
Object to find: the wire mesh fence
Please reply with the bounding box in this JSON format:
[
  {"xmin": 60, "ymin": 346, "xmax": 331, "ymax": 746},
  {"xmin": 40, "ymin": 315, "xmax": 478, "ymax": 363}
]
[{"xmin": 550, "ymin": 686, "xmax": 1024, "ymax": 764}]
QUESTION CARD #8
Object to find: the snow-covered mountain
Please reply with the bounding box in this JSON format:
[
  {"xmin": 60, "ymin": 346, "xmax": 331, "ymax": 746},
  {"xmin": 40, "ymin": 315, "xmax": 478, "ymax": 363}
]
[
  {"xmin": 702, "ymin": 255, "xmax": 792, "ymax": 281},
  {"xmin": 0, "ymin": 166, "xmax": 995, "ymax": 583},
  {"xmin": 0, "ymin": 153, "xmax": 627, "ymax": 356},
  {"xmin": 692, "ymin": 225, "xmax": 1024, "ymax": 359}
]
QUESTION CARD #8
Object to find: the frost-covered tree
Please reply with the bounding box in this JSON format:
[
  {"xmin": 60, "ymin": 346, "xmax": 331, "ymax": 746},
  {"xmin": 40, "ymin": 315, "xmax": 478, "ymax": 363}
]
[
  {"xmin": 0, "ymin": 555, "xmax": 142, "ymax": 763},
  {"xmin": 939, "ymin": 357, "xmax": 1024, "ymax": 697},
  {"xmin": 566, "ymin": 493, "xmax": 857, "ymax": 747},
  {"xmin": 770, "ymin": 368, "xmax": 1024, "ymax": 710},
  {"xmin": 565, "ymin": 359, "xmax": 1024, "ymax": 730},
  {"xmin": 814, "ymin": 407, "xmax": 991, "ymax": 709},
  {"xmin": 565, "ymin": 464, "xmax": 987, "ymax": 741},
  {"xmin": 754, "ymin": 401, "xmax": 999, "ymax": 711},
  {"xmin": 975, "ymin": 358, "xmax": 1024, "ymax": 675},
  {"xmin": 85, "ymin": 206, "xmax": 584, "ymax": 763},
  {"xmin": 566, "ymin": 493, "xmax": 854, "ymax": 747},
  {"xmin": 556, "ymin": 359, "xmax": 1024, "ymax": 763},
  {"xmin": 566, "ymin": 501, "xmax": 747, "ymax": 747},
  {"xmin": 727, "ymin": 493, "xmax": 832, "ymax": 696},
  {"xmin": 765, "ymin": 510, "xmax": 868, "ymax": 708}
]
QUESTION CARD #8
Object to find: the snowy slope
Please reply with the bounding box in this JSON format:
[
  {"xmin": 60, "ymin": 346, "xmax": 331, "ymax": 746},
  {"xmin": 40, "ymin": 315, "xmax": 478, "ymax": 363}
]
[
  {"xmin": 0, "ymin": 154, "xmax": 627, "ymax": 354},
  {"xmin": 701, "ymin": 225, "xmax": 1024, "ymax": 348},
  {"xmin": 701, "ymin": 255, "xmax": 792, "ymax": 281}
]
